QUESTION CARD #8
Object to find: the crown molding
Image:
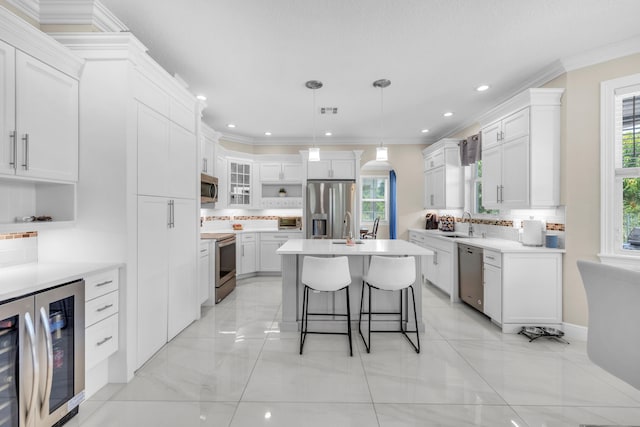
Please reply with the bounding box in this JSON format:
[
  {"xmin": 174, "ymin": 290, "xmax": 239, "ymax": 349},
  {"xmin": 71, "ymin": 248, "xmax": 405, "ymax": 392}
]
[
  {"xmin": 219, "ymin": 132, "xmax": 430, "ymax": 146},
  {"xmin": 6, "ymin": 0, "xmax": 39, "ymax": 21},
  {"xmin": 0, "ymin": 6, "xmax": 84, "ymax": 77},
  {"xmin": 562, "ymin": 35, "xmax": 640, "ymax": 72}
]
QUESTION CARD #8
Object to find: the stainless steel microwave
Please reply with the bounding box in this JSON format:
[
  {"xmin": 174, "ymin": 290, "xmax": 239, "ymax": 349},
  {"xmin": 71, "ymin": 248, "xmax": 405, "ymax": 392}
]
[{"xmin": 201, "ymin": 173, "xmax": 218, "ymax": 204}]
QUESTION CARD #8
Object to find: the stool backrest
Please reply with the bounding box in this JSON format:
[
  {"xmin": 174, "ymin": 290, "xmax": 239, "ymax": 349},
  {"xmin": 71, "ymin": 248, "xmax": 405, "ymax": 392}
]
[
  {"xmin": 301, "ymin": 256, "xmax": 351, "ymax": 291},
  {"xmin": 367, "ymin": 256, "xmax": 416, "ymax": 289},
  {"xmin": 577, "ymin": 260, "xmax": 640, "ymax": 390}
]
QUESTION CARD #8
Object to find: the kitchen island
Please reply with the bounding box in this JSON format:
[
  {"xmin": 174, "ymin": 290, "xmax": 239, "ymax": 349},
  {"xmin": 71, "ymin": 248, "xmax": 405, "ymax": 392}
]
[{"xmin": 276, "ymin": 239, "xmax": 433, "ymax": 332}]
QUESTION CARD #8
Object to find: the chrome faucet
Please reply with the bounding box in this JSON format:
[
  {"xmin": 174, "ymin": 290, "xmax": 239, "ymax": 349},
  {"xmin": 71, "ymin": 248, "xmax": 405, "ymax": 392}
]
[
  {"xmin": 342, "ymin": 211, "xmax": 353, "ymax": 239},
  {"xmin": 462, "ymin": 211, "xmax": 474, "ymax": 237}
]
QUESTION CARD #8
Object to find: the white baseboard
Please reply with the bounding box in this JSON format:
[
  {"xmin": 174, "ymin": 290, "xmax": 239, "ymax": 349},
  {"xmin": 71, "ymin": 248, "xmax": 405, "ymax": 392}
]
[{"xmin": 562, "ymin": 322, "xmax": 588, "ymax": 341}]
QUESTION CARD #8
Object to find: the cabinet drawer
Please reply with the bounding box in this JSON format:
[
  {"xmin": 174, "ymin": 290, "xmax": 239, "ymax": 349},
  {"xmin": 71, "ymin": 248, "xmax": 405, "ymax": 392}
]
[
  {"xmin": 483, "ymin": 250, "xmax": 502, "ymax": 268},
  {"xmin": 85, "ymin": 269, "xmax": 119, "ymax": 301},
  {"xmin": 424, "ymin": 236, "xmax": 455, "ymax": 252},
  {"xmin": 86, "ymin": 291, "xmax": 119, "ymax": 327},
  {"xmin": 262, "ymin": 232, "xmax": 302, "ymax": 241},
  {"xmin": 199, "ymin": 241, "xmax": 210, "ymax": 256},
  {"xmin": 85, "ymin": 314, "xmax": 118, "ymax": 369},
  {"xmin": 241, "ymin": 233, "xmax": 257, "ymax": 242},
  {"xmin": 409, "ymin": 232, "xmax": 426, "ymax": 245}
]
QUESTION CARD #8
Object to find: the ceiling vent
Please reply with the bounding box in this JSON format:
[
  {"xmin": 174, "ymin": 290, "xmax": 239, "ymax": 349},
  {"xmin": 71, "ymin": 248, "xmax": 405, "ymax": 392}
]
[{"xmin": 320, "ymin": 107, "xmax": 338, "ymax": 115}]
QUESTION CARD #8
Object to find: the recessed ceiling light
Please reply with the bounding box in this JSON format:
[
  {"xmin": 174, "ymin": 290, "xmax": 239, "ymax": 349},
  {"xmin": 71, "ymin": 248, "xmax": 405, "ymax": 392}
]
[
  {"xmin": 196, "ymin": 94, "xmax": 207, "ymax": 101},
  {"xmin": 421, "ymin": 129, "xmax": 430, "ymax": 133},
  {"xmin": 476, "ymin": 85, "xmax": 490, "ymax": 92},
  {"xmin": 443, "ymin": 112, "xmax": 453, "ymax": 117},
  {"xmin": 324, "ymin": 131, "xmax": 332, "ymax": 136},
  {"xmin": 264, "ymin": 131, "xmax": 272, "ymax": 136},
  {"xmin": 227, "ymin": 123, "xmax": 236, "ymax": 128}
]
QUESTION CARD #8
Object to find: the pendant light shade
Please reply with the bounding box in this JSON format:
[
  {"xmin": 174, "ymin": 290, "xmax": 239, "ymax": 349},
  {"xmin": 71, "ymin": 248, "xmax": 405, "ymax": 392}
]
[
  {"xmin": 373, "ymin": 79, "xmax": 391, "ymax": 162},
  {"xmin": 306, "ymin": 80, "xmax": 323, "ymax": 162}
]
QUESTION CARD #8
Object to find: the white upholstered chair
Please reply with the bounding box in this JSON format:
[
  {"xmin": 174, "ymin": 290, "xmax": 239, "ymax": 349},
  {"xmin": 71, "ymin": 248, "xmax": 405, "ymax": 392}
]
[{"xmin": 577, "ymin": 260, "xmax": 640, "ymax": 390}]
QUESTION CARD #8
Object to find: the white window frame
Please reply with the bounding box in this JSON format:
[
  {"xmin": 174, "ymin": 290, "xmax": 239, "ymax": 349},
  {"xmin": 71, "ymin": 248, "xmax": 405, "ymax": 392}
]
[
  {"xmin": 360, "ymin": 175, "xmax": 389, "ymax": 224},
  {"xmin": 600, "ymin": 73, "xmax": 640, "ymax": 268},
  {"xmin": 469, "ymin": 161, "xmax": 500, "ymax": 218}
]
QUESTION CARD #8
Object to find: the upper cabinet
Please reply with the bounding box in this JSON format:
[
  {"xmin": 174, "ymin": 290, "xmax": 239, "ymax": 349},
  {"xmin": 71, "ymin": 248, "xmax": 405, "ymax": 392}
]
[
  {"xmin": 228, "ymin": 160, "xmax": 253, "ymax": 207},
  {"xmin": 200, "ymin": 124, "xmax": 219, "ymax": 177},
  {"xmin": 307, "ymin": 159, "xmax": 355, "ymax": 180},
  {"xmin": 480, "ymin": 88, "xmax": 563, "ymax": 209},
  {"xmin": 422, "ymin": 139, "xmax": 463, "ymax": 209},
  {"xmin": 1, "ymin": 42, "xmax": 78, "ymax": 183},
  {"xmin": 259, "ymin": 162, "xmax": 302, "ymax": 182}
]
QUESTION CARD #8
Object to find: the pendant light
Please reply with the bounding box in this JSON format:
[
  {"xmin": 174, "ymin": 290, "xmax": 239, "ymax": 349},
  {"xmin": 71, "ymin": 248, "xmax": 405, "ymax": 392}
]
[
  {"xmin": 373, "ymin": 79, "xmax": 390, "ymax": 161},
  {"xmin": 306, "ymin": 80, "xmax": 323, "ymax": 162}
]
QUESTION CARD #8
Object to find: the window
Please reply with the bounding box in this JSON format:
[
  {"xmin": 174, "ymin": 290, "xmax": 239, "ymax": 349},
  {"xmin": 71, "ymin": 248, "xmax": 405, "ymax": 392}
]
[
  {"xmin": 473, "ymin": 160, "xmax": 499, "ymax": 215},
  {"xmin": 601, "ymin": 73, "xmax": 640, "ymax": 262},
  {"xmin": 361, "ymin": 176, "xmax": 388, "ymax": 222}
]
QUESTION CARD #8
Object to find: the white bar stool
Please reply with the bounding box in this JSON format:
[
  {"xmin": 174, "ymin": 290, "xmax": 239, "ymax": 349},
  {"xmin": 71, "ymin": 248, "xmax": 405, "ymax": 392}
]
[
  {"xmin": 359, "ymin": 255, "xmax": 420, "ymax": 353},
  {"xmin": 300, "ymin": 256, "xmax": 353, "ymax": 356}
]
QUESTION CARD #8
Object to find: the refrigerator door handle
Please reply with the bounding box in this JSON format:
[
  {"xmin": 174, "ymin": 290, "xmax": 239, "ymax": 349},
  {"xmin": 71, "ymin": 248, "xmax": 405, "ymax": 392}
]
[
  {"xmin": 25, "ymin": 311, "xmax": 39, "ymax": 425},
  {"xmin": 39, "ymin": 306, "xmax": 54, "ymax": 418},
  {"xmin": 329, "ymin": 187, "xmax": 333, "ymax": 239}
]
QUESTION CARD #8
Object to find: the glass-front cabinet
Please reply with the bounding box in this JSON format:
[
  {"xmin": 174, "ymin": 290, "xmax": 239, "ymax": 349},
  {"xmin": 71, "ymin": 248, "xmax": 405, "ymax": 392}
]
[{"xmin": 228, "ymin": 161, "xmax": 252, "ymax": 207}]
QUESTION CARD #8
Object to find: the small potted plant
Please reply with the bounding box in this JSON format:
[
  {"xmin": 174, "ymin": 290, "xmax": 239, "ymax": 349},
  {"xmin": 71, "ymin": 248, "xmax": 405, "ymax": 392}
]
[{"xmin": 278, "ymin": 188, "xmax": 287, "ymax": 197}]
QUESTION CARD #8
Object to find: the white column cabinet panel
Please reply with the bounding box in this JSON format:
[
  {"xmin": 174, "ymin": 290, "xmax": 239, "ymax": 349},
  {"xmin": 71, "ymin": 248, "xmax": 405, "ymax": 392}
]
[
  {"xmin": 0, "ymin": 40, "xmax": 15, "ymax": 177},
  {"xmin": 136, "ymin": 196, "xmax": 170, "ymax": 367},
  {"xmin": 169, "ymin": 123, "xmax": 196, "ymax": 199},
  {"xmin": 137, "ymin": 104, "xmax": 170, "ymax": 197},
  {"xmin": 15, "ymin": 51, "xmax": 78, "ymax": 182},
  {"xmin": 167, "ymin": 198, "xmax": 197, "ymax": 340}
]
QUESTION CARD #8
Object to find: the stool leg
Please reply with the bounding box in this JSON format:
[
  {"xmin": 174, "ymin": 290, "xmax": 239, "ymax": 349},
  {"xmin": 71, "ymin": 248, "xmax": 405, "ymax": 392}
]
[
  {"xmin": 300, "ymin": 285, "xmax": 308, "ymax": 355},
  {"xmin": 358, "ymin": 280, "xmax": 371, "ymax": 353},
  {"xmin": 410, "ymin": 285, "xmax": 420, "ymax": 353},
  {"xmin": 367, "ymin": 284, "xmax": 372, "ymax": 353},
  {"xmin": 345, "ymin": 287, "xmax": 352, "ymax": 357}
]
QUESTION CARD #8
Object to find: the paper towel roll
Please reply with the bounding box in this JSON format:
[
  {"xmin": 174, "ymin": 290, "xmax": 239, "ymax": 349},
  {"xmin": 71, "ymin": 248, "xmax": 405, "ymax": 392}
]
[{"xmin": 522, "ymin": 220, "xmax": 544, "ymax": 246}]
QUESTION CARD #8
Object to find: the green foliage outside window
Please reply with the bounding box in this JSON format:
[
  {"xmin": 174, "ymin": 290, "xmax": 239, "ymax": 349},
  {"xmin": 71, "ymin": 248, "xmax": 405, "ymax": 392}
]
[{"xmin": 361, "ymin": 177, "xmax": 387, "ymax": 222}]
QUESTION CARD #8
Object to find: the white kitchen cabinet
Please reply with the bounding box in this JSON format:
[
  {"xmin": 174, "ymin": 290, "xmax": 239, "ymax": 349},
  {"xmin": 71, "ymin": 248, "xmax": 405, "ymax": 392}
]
[
  {"xmin": 237, "ymin": 232, "xmax": 258, "ymax": 275},
  {"xmin": 260, "ymin": 162, "xmax": 302, "ymax": 182},
  {"xmin": 422, "ymin": 139, "xmax": 463, "ymax": 209},
  {"xmin": 84, "ymin": 268, "xmax": 120, "ymax": 372},
  {"xmin": 200, "ymin": 124, "xmax": 218, "ymax": 177},
  {"xmin": 199, "ymin": 240, "xmax": 211, "ymax": 305},
  {"xmin": 259, "ymin": 232, "xmax": 302, "ymax": 272},
  {"xmin": 482, "ymin": 250, "xmax": 502, "ymax": 324},
  {"xmin": 409, "ymin": 231, "xmax": 430, "ymax": 286},
  {"xmin": 307, "ymin": 159, "xmax": 355, "ymax": 180},
  {"xmin": 137, "ymin": 196, "xmax": 197, "ymax": 365},
  {"xmin": 0, "ymin": 40, "xmax": 15, "ymax": 177},
  {"xmin": 422, "ymin": 234, "xmax": 457, "ymax": 298},
  {"xmin": 480, "ymin": 89, "xmax": 563, "ymax": 209},
  {"xmin": 138, "ymin": 105, "xmax": 196, "ymax": 199},
  {"xmin": 228, "ymin": 160, "xmax": 253, "ymax": 207}
]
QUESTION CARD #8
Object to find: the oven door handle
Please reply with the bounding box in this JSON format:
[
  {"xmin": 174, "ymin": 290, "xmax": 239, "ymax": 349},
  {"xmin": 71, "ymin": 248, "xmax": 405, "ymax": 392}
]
[
  {"xmin": 218, "ymin": 239, "xmax": 235, "ymax": 248},
  {"xmin": 25, "ymin": 311, "xmax": 39, "ymax": 426},
  {"xmin": 39, "ymin": 306, "xmax": 54, "ymax": 418}
]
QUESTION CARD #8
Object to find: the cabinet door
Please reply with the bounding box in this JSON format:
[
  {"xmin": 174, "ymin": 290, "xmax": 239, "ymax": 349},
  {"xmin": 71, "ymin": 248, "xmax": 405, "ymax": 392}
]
[
  {"xmin": 15, "ymin": 51, "xmax": 78, "ymax": 182},
  {"xmin": 481, "ymin": 121, "xmax": 502, "ymax": 150},
  {"xmin": 307, "ymin": 160, "xmax": 331, "ymax": 179},
  {"xmin": 431, "ymin": 166, "xmax": 446, "ymax": 208},
  {"xmin": 501, "ymin": 135, "xmax": 529, "ymax": 207},
  {"xmin": 481, "ymin": 146, "xmax": 501, "ymax": 208},
  {"xmin": 138, "ymin": 104, "xmax": 170, "ymax": 196},
  {"xmin": 423, "ymin": 171, "xmax": 430, "ymax": 209},
  {"xmin": 168, "ymin": 198, "xmax": 197, "ymax": 340},
  {"xmin": 228, "ymin": 161, "xmax": 251, "ymax": 206},
  {"xmin": 282, "ymin": 163, "xmax": 302, "ymax": 182},
  {"xmin": 259, "ymin": 240, "xmax": 281, "ymax": 272},
  {"xmin": 483, "ymin": 263, "xmax": 502, "ymax": 323},
  {"xmin": 331, "ymin": 160, "xmax": 355, "ymax": 179},
  {"xmin": 199, "ymin": 244, "xmax": 210, "ymax": 305},
  {"xmin": 0, "ymin": 41, "xmax": 15, "ymax": 177},
  {"xmin": 436, "ymin": 248, "xmax": 453, "ymax": 295},
  {"xmin": 240, "ymin": 241, "xmax": 257, "ymax": 274},
  {"xmin": 200, "ymin": 136, "xmax": 215, "ymax": 176},
  {"xmin": 259, "ymin": 163, "xmax": 282, "ymax": 181},
  {"xmin": 168, "ymin": 123, "xmax": 196, "ymax": 199},
  {"xmin": 137, "ymin": 196, "xmax": 169, "ymax": 367},
  {"xmin": 502, "ymin": 108, "xmax": 529, "ymax": 143}
]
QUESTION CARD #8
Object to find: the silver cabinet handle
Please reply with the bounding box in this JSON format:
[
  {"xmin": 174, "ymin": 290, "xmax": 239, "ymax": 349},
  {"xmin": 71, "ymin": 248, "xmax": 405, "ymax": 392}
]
[
  {"xmin": 242, "ymin": 245, "xmax": 245, "ymax": 257},
  {"xmin": 486, "ymin": 255, "xmax": 495, "ymax": 260},
  {"xmin": 496, "ymin": 131, "xmax": 500, "ymax": 141},
  {"xmin": 39, "ymin": 307, "xmax": 53, "ymax": 418},
  {"xmin": 22, "ymin": 133, "xmax": 29, "ymax": 170},
  {"xmin": 9, "ymin": 131, "xmax": 16, "ymax": 169},
  {"xmin": 95, "ymin": 280, "xmax": 113, "ymax": 287},
  {"xmin": 499, "ymin": 185, "xmax": 504, "ymax": 203},
  {"xmin": 24, "ymin": 312, "xmax": 39, "ymax": 426},
  {"xmin": 97, "ymin": 336, "xmax": 113, "ymax": 346},
  {"xmin": 170, "ymin": 200, "xmax": 174, "ymax": 228},
  {"xmin": 200, "ymin": 249, "xmax": 207, "ymax": 253},
  {"xmin": 433, "ymin": 251, "xmax": 438, "ymax": 265},
  {"xmin": 167, "ymin": 200, "xmax": 172, "ymax": 228},
  {"xmin": 96, "ymin": 304, "xmax": 114, "ymax": 312}
]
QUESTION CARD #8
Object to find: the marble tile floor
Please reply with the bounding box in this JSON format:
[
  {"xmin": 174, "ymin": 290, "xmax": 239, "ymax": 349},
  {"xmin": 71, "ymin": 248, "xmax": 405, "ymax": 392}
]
[{"xmin": 68, "ymin": 276, "xmax": 640, "ymax": 427}]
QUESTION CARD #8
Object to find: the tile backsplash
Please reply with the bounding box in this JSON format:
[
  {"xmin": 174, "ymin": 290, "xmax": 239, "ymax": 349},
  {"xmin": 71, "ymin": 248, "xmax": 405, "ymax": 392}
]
[{"xmin": 0, "ymin": 232, "xmax": 38, "ymax": 267}]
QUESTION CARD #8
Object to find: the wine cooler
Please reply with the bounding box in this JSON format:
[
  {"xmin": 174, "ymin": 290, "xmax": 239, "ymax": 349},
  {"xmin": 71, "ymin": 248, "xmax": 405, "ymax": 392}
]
[{"xmin": 0, "ymin": 279, "xmax": 84, "ymax": 427}]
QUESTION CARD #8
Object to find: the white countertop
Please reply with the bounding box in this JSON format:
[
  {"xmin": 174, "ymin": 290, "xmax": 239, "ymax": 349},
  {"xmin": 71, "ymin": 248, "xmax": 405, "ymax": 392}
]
[
  {"xmin": 276, "ymin": 239, "xmax": 434, "ymax": 256},
  {"xmin": 201, "ymin": 228, "xmax": 302, "ymax": 239},
  {"xmin": 409, "ymin": 228, "xmax": 565, "ymax": 253},
  {"xmin": 0, "ymin": 262, "xmax": 122, "ymax": 301}
]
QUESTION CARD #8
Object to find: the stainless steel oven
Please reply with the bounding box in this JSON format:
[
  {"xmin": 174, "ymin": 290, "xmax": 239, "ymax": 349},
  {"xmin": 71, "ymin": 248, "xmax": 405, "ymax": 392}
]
[
  {"xmin": 212, "ymin": 233, "xmax": 236, "ymax": 303},
  {"xmin": 0, "ymin": 279, "xmax": 84, "ymax": 427}
]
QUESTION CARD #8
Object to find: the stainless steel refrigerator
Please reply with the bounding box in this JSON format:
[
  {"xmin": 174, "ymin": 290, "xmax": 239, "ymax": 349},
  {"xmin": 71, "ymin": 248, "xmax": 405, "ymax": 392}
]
[{"xmin": 306, "ymin": 180, "xmax": 356, "ymax": 239}]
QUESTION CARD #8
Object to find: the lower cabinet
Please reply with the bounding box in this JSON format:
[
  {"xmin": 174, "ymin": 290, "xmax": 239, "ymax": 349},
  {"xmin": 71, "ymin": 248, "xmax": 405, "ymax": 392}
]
[
  {"xmin": 260, "ymin": 232, "xmax": 302, "ymax": 272},
  {"xmin": 199, "ymin": 240, "xmax": 212, "ymax": 305},
  {"xmin": 84, "ymin": 268, "xmax": 119, "ymax": 398},
  {"xmin": 482, "ymin": 250, "xmax": 502, "ymax": 324},
  {"xmin": 236, "ymin": 232, "xmax": 258, "ymax": 275},
  {"xmin": 137, "ymin": 196, "xmax": 197, "ymax": 368},
  {"xmin": 422, "ymin": 235, "xmax": 456, "ymax": 297}
]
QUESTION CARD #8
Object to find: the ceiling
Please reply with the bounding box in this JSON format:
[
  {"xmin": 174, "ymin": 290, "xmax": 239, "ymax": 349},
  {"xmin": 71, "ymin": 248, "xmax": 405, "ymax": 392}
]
[{"xmin": 99, "ymin": 0, "xmax": 640, "ymax": 145}]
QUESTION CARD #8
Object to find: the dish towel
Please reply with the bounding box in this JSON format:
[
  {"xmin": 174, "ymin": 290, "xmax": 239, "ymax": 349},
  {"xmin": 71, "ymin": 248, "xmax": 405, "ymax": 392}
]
[{"xmin": 460, "ymin": 132, "xmax": 482, "ymax": 166}]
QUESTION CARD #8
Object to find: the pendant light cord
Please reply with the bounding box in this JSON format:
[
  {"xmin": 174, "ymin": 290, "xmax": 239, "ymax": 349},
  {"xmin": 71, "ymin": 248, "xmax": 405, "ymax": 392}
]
[
  {"xmin": 313, "ymin": 87, "xmax": 317, "ymax": 147},
  {"xmin": 379, "ymin": 85, "xmax": 384, "ymax": 147}
]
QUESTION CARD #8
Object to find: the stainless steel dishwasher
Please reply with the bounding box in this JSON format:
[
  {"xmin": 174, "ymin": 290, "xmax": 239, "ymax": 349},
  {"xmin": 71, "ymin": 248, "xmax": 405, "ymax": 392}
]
[{"xmin": 458, "ymin": 244, "xmax": 483, "ymax": 312}]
